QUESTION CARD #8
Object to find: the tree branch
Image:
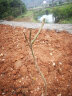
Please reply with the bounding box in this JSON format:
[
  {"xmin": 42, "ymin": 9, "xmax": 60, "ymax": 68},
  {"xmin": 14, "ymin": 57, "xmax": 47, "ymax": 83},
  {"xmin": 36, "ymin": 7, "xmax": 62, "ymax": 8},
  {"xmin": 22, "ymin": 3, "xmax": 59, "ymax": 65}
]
[
  {"xmin": 31, "ymin": 18, "xmax": 45, "ymax": 45},
  {"xmin": 23, "ymin": 19, "xmax": 47, "ymax": 96}
]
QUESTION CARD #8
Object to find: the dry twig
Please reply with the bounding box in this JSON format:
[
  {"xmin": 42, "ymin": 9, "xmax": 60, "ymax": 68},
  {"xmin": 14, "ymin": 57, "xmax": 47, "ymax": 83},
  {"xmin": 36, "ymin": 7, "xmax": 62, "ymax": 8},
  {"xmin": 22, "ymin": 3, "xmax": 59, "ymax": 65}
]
[{"xmin": 23, "ymin": 19, "xmax": 47, "ymax": 96}]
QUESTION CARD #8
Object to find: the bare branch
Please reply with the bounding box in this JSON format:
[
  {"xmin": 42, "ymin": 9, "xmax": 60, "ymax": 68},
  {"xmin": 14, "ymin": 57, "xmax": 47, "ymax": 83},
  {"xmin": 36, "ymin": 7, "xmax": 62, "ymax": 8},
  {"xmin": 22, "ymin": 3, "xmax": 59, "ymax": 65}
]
[
  {"xmin": 23, "ymin": 19, "xmax": 47, "ymax": 96},
  {"xmin": 31, "ymin": 18, "xmax": 45, "ymax": 45},
  {"xmin": 23, "ymin": 32, "xmax": 28, "ymax": 42},
  {"xmin": 29, "ymin": 29, "xmax": 31, "ymax": 43},
  {"xmin": 30, "ymin": 46, "xmax": 47, "ymax": 96},
  {"xmin": 23, "ymin": 32, "xmax": 30, "ymax": 47}
]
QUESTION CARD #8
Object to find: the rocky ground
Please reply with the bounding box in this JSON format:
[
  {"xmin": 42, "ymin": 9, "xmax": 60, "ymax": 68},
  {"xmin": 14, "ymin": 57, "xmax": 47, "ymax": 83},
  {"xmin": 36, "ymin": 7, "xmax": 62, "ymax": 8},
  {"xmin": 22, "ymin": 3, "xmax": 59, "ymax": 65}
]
[{"xmin": 0, "ymin": 24, "xmax": 72, "ymax": 96}]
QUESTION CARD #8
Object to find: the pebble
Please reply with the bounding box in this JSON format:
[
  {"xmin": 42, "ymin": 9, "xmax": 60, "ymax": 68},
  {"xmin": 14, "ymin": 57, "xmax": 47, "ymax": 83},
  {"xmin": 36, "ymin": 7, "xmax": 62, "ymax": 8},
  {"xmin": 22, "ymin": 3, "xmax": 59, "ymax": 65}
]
[
  {"xmin": 42, "ymin": 41, "xmax": 45, "ymax": 43},
  {"xmin": 67, "ymin": 84, "xmax": 70, "ymax": 87},
  {"xmin": 22, "ymin": 77, "xmax": 24, "ymax": 80},
  {"xmin": 2, "ymin": 47, "xmax": 4, "ymax": 50},
  {"xmin": 9, "ymin": 74, "xmax": 11, "ymax": 76},
  {"xmin": 59, "ymin": 62, "xmax": 62, "ymax": 65},
  {"xmin": 23, "ymin": 29, "xmax": 26, "ymax": 32},
  {"xmin": 57, "ymin": 93, "xmax": 61, "ymax": 96},
  {"xmin": 17, "ymin": 44, "xmax": 19, "ymax": 47},
  {"xmin": 36, "ymin": 87, "xmax": 40, "ymax": 91},
  {"xmin": 1, "ymin": 74, "xmax": 3, "ymax": 77},
  {"xmin": 62, "ymin": 75, "xmax": 64, "ymax": 77},
  {"xmin": 55, "ymin": 76, "xmax": 57, "ymax": 79},
  {"xmin": 0, "ymin": 53, "xmax": 4, "ymax": 57},
  {"xmin": 59, "ymin": 68, "xmax": 62, "ymax": 71},
  {"xmin": 53, "ymin": 62, "xmax": 56, "ymax": 66},
  {"xmin": 57, "ymin": 79, "xmax": 58, "ymax": 82},
  {"xmin": 49, "ymin": 81, "xmax": 51, "ymax": 84},
  {"xmin": 50, "ymin": 53, "xmax": 53, "ymax": 56},
  {"xmin": 12, "ymin": 89, "xmax": 15, "ymax": 93},
  {"xmin": 10, "ymin": 68, "xmax": 13, "ymax": 71},
  {"xmin": 48, "ymin": 44, "xmax": 51, "ymax": 46},
  {"xmin": 34, "ymin": 87, "xmax": 40, "ymax": 92},
  {"xmin": 31, "ymin": 91, "xmax": 33, "ymax": 93},
  {"xmin": 19, "ymin": 81, "xmax": 21, "ymax": 83},
  {"xmin": 18, "ymin": 75, "xmax": 21, "ymax": 77},
  {"xmin": 2, "ymin": 92, "xmax": 5, "ymax": 95},
  {"xmin": 41, "ymin": 93, "xmax": 44, "ymax": 96},
  {"xmin": 23, "ymin": 82, "xmax": 24, "ymax": 84},
  {"xmin": 2, "ymin": 59, "xmax": 5, "ymax": 61},
  {"xmin": 26, "ymin": 76, "xmax": 28, "ymax": 79}
]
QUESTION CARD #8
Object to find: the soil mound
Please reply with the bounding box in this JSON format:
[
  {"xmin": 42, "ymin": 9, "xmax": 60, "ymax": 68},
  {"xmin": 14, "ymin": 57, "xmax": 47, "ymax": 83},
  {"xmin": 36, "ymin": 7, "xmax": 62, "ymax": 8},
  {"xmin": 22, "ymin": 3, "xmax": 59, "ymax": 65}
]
[{"xmin": 0, "ymin": 25, "xmax": 72, "ymax": 96}]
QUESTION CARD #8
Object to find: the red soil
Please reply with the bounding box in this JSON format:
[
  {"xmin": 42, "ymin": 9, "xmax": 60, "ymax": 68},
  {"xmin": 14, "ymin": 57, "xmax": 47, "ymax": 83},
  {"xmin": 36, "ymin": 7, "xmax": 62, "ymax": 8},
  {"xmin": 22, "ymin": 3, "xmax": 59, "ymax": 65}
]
[{"xmin": 0, "ymin": 24, "xmax": 72, "ymax": 96}]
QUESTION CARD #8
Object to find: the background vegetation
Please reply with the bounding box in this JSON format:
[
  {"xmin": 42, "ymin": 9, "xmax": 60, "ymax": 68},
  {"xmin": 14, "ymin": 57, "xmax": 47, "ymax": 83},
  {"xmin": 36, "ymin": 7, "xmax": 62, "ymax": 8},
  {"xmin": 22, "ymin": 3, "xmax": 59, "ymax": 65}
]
[
  {"xmin": 0, "ymin": 0, "xmax": 26, "ymax": 20},
  {"xmin": 0, "ymin": 0, "xmax": 72, "ymax": 24},
  {"xmin": 52, "ymin": 3, "xmax": 72, "ymax": 23},
  {"xmin": 32, "ymin": 3, "xmax": 72, "ymax": 23}
]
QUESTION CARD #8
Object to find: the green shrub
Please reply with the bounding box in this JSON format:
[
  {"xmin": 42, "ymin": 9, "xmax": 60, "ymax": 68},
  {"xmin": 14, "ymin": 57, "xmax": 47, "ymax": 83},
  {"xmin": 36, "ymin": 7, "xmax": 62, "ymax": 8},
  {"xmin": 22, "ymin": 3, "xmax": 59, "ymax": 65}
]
[
  {"xmin": 52, "ymin": 4, "xmax": 72, "ymax": 22},
  {"xmin": 0, "ymin": 0, "xmax": 26, "ymax": 19}
]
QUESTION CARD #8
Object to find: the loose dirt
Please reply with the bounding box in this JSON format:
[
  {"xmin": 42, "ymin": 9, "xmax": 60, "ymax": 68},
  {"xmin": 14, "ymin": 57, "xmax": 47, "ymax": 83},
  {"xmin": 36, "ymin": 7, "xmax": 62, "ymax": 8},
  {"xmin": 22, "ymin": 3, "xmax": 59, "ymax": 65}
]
[{"xmin": 0, "ymin": 24, "xmax": 72, "ymax": 96}]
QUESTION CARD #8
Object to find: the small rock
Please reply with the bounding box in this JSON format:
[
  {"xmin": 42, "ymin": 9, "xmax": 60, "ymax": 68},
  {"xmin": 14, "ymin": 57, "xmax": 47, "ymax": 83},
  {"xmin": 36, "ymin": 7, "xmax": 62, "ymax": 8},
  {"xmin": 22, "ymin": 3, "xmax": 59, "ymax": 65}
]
[
  {"xmin": 18, "ymin": 74, "xmax": 21, "ymax": 77},
  {"xmin": 36, "ymin": 87, "xmax": 40, "ymax": 91},
  {"xmin": 12, "ymin": 89, "xmax": 15, "ymax": 93},
  {"xmin": 23, "ymin": 29, "xmax": 26, "ymax": 32},
  {"xmin": 34, "ymin": 87, "xmax": 40, "ymax": 92},
  {"xmin": 14, "ymin": 60, "xmax": 22, "ymax": 69},
  {"xmin": 67, "ymin": 84, "xmax": 70, "ymax": 87},
  {"xmin": 19, "ymin": 81, "xmax": 21, "ymax": 83},
  {"xmin": 59, "ymin": 62, "xmax": 62, "ymax": 65},
  {"xmin": 9, "ymin": 74, "xmax": 11, "ymax": 76},
  {"xmin": 50, "ymin": 53, "xmax": 53, "ymax": 56},
  {"xmin": 49, "ymin": 48, "xmax": 54, "ymax": 51},
  {"xmin": 41, "ymin": 93, "xmax": 44, "ymax": 96},
  {"xmin": 62, "ymin": 75, "xmax": 64, "ymax": 77},
  {"xmin": 2, "ymin": 47, "xmax": 4, "ymax": 50},
  {"xmin": 2, "ymin": 59, "xmax": 5, "ymax": 61},
  {"xmin": 59, "ymin": 68, "xmax": 62, "ymax": 71},
  {"xmin": 31, "ymin": 91, "xmax": 33, "ymax": 93},
  {"xmin": 0, "ymin": 53, "xmax": 4, "ymax": 57},
  {"xmin": 55, "ymin": 76, "xmax": 57, "ymax": 79},
  {"xmin": 23, "ymin": 82, "xmax": 24, "ymax": 84},
  {"xmin": 42, "ymin": 41, "xmax": 45, "ymax": 43},
  {"xmin": 57, "ymin": 93, "xmax": 61, "ymax": 96},
  {"xmin": 22, "ymin": 77, "xmax": 24, "ymax": 80},
  {"xmin": 49, "ymin": 44, "xmax": 51, "ymax": 46},
  {"xmin": 10, "ymin": 68, "xmax": 13, "ymax": 71},
  {"xmin": 53, "ymin": 62, "xmax": 56, "ymax": 66},
  {"xmin": 49, "ymin": 81, "xmax": 51, "ymax": 84},
  {"xmin": 17, "ymin": 45, "xmax": 19, "ymax": 47},
  {"xmin": 57, "ymin": 79, "xmax": 58, "ymax": 82},
  {"xmin": 2, "ymin": 92, "xmax": 5, "ymax": 95},
  {"xmin": 1, "ymin": 74, "xmax": 3, "ymax": 77},
  {"xmin": 26, "ymin": 76, "xmax": 28, "ymax": 79}
]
